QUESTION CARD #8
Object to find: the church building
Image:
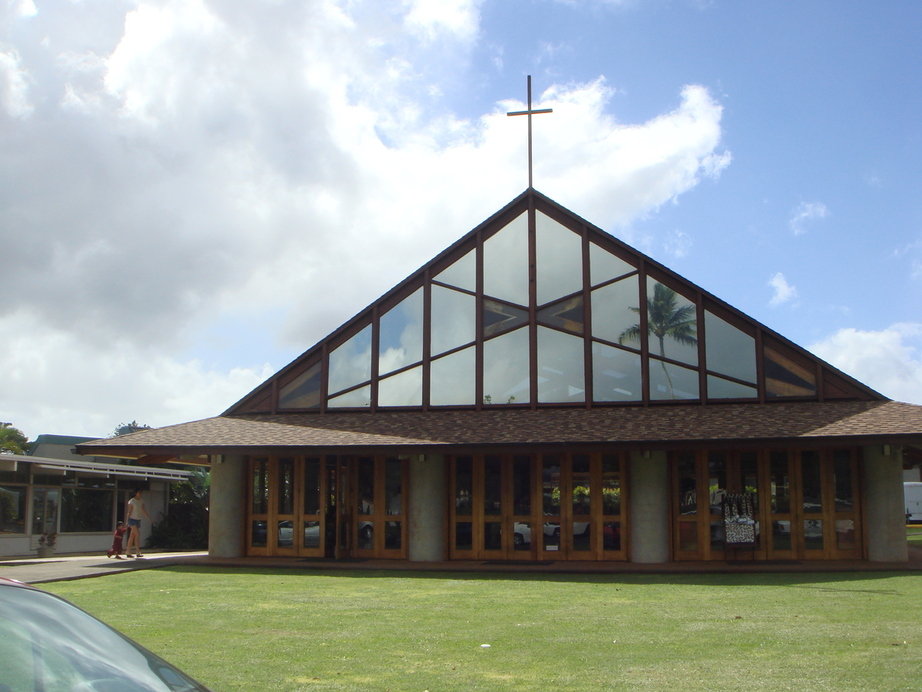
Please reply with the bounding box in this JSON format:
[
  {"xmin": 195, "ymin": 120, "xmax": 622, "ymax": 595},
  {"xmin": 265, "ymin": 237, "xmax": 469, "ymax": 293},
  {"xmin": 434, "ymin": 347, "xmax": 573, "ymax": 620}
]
[{"xmin": 77, "ymin": 187, "xmax": 922, "ymax": 566}]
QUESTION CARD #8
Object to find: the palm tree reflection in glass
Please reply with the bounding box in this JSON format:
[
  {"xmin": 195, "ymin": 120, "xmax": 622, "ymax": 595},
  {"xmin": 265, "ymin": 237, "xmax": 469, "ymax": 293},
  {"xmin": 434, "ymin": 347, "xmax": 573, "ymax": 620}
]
[{"xmin": 618, "ymin": 283, "xmax": 697, "ymax": 398}]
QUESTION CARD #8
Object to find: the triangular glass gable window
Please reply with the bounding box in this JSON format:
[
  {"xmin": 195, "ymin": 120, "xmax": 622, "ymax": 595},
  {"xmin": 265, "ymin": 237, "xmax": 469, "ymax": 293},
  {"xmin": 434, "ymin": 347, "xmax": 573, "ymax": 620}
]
[
  {"xmin": 591, "ymin": 276, "xmax": 640, "ymax": 347},
  {"xmin": 707, "ymin": 375, "xmax": 757, "ymax": 400},
  {"xmin": 328, "ymin": 384, "xmax": 370, "ymax": 408},
  {"xmin": 537, "ymin": 296, "xmax": 584, "ymax": 335},
  {"xmin": 430, "ymin": 346, "xmax": 475, "ymax": 405},
  {"xmin": 536, "ymin": 211, "xmax": 582, "ymax": 305},
  {"xmin": 537, "ymin": 326, "xmax": 585, "ymax": 403},
  {"xmin": 378, "ymin": 365, "xmax": 422, "ymax": 407},
  {"xmin": 590, "ymin": 241, "xmax": 635, "ymax": 287},
  {"xmin": 484, "ymin": 299, "xmax": 529, "ymax": 338},
  {"xmin": 591, "ymin": 342, "xmax": 642, "ymax": 402},
  {"xmin": 643, "ymin": 279, "xmax": 698, "ymax": 366},
  {"xmin": 483, "ymin": 212, "xmax": 528, "ymax": 305},
  {"xmin": 483, "ymin": 327, "xmax": 530, "ymax": 405},
  {"xmin": 328, "ymin": 324, "xmax": 372, "ymax": 397},
  {"xmin": 764, "ymin": 341, "xmax": 817, "ymax": 398},
  {"xmin": 704, "ymin": 310, "xmax": 756, "ymax": 385},
  {"xmin": 379, "ymin": 288, "xmax": 423, "ymax": 376},
  {"xmin": 650, "ymin": 359, "xmax": 699, "ymax": 400},
  {"xmin": 433, "ymin": 249, "xmax": 475, "ymax": 292},
  {"xmin": 278, "ymin": 361, "xmax": 322, "ymax": 410},
  {"xmin": 431, "ymin": 285, "xmax": 475, "ymax": 356}
]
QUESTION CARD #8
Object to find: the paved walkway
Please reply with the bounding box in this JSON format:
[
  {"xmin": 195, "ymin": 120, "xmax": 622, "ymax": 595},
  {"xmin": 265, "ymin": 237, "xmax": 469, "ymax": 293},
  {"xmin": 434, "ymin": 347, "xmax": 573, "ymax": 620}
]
[{"xmin": 2, "ymin": 546, "xmax": 920, "ymax": 584}]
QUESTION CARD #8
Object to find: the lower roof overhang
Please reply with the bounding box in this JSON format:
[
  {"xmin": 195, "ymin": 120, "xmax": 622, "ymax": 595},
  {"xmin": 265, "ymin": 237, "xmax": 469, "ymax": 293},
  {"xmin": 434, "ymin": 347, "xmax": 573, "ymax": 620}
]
[{"xmin": 74, "ymin": 400, "xmax": 922, "ymax": 462}]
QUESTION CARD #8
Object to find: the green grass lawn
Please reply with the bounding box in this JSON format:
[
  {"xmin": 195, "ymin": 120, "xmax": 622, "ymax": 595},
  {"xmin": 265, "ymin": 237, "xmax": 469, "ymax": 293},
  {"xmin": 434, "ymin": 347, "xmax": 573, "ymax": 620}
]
[
  {"xmin": 908, "ymin": 525, "xmax": 922, "ymax": 547},
  {"xmin": 45, "ymin": 567, "xmax": 922, "ymax": 691}
]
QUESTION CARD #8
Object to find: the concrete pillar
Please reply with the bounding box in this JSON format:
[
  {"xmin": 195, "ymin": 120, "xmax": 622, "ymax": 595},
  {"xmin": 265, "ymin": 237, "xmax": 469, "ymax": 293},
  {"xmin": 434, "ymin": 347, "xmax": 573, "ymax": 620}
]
[
  {"xmin": 629, "ymin": 450, "xmax": 670, "ymax": 563},
  {"xmin": 208, "ymin": 454, "xmax": 247, "ymax": 558},
  {"xmin": 408, "ymin": 454, "xmax": 448, "ymax": 562},
  {"xmin": 862, "ymin": 445, "xmax": 908, "ymax": 562}
]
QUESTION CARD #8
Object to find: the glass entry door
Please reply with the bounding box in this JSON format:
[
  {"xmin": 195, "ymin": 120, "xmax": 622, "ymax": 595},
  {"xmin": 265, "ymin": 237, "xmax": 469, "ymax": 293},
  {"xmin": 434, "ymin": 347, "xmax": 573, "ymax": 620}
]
[
  {"xmin": 449, "ymin": 452, "xmax": 626, "ymax": 561},
  {"xmin": 246, "ymin": 455, "xmax": 407, "ymax": 559}
]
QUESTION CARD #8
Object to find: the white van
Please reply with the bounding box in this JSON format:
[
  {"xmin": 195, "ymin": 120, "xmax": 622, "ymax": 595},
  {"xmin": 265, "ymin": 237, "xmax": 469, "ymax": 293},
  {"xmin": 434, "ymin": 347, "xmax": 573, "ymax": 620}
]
[{"xmin": 905, "ymin": 482, "xmax": 922, "ymax": 523}]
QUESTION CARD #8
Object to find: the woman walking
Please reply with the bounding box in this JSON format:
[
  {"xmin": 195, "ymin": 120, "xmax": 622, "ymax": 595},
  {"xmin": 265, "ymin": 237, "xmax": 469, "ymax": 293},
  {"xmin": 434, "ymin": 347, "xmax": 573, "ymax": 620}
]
[{"xmin": 124, "ymin": 489, "xmax": 152, "ymax": 559}]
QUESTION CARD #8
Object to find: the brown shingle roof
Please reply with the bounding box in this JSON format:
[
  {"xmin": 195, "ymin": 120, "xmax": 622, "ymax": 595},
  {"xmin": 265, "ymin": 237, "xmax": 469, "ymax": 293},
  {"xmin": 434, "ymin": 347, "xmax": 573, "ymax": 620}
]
[{"xmin": 76, "ymin": 400, "xmax": 922, "ymax": 457}]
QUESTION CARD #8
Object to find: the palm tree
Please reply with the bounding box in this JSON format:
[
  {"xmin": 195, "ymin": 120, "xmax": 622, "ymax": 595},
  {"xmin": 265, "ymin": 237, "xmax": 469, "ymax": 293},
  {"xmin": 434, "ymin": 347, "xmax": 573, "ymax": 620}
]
[
  {"xmin": 0, "ymin": 422, "xmax": 29, "ymax": 455},
  {"xmin": 619, "ymin": 283, "xmax": 697, "ymax": 397}
]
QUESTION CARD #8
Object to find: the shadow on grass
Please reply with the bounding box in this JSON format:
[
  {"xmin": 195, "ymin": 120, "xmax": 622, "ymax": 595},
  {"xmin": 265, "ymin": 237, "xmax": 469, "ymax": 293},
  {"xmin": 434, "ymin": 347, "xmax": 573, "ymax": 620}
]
[{"xmin": 155, "ymin": 564, "xmax": 914, "ymax": 592}]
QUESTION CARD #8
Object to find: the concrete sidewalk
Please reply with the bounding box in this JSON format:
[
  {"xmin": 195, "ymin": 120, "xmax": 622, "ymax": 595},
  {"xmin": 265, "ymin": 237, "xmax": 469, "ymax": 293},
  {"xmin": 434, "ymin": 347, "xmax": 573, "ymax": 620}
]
[{"xmin": 0, "ymin": 551, "xmax": 208, "ymax": 584}]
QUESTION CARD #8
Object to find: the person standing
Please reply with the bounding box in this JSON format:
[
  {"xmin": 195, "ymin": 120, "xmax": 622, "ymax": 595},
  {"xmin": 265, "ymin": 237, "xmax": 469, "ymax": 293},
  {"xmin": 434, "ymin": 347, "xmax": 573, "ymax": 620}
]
[{"xmin": 124, "ymin": 489, "xmax": 152, "ymax": 559}]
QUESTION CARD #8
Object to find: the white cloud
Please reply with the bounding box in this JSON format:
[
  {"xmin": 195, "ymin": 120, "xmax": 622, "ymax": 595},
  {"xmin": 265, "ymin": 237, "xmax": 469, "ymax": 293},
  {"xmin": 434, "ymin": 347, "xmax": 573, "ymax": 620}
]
[
  {"xmin": 768, "ymin": 272, "xmax": 797, "ymax": 307},
  {"xmin": 663, "ymin": 229, "xmax": 692, "ymax": 259},
  {"xmin": 0, "ymin": 45, "xmax": 33, "ymax": 118},
  {"xmin": 789, "ymin": 201, "xmax": 829, "ymax": 235},
  {"xmin": 810, "ymin": 323, "xmax": 922, "ymax": 405},
  {"xmin": 403, "ymin": 0, "xmax": 483, "ymax": 42},
  {"xmin": 0, "ymin": 2, "xmax": 730, "ymax": 441}
]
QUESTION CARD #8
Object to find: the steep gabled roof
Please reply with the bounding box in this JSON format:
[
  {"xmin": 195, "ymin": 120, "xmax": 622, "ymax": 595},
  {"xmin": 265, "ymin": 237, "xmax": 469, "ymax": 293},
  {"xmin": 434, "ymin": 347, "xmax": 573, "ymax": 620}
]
[{"xmin": 225, "ymin": 188, "xmax": 883, "ymax": 417}]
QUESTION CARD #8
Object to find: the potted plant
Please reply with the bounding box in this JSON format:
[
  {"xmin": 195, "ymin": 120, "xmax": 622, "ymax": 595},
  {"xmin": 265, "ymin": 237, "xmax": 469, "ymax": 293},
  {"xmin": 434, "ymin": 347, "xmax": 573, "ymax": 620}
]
[{"xmin": 37, "ymin": 532, "xmax": 57, "ymax": 558}]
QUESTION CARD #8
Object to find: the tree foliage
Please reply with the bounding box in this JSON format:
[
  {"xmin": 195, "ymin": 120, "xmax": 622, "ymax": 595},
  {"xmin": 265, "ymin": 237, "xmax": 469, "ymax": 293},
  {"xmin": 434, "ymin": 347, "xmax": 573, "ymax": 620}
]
[{"xmin": 0, "ymin": 422, "xmax": 28, "ymax": 455}]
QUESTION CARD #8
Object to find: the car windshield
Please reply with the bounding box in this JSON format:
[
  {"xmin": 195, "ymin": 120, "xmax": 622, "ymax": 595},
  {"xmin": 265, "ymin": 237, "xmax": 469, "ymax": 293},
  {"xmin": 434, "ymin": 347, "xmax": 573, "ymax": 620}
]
[{"xmin": 0, "ymin": 584, "xmax": 207, "ymax": 691}]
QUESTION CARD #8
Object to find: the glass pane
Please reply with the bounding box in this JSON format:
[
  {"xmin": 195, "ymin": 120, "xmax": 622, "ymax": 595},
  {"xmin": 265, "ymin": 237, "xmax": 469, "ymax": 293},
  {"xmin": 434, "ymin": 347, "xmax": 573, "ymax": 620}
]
[
  {"xmin": 644, "ymin": 279, "xmax": 698, "ymax": 366},
  {"xmin": 455, "ymin": 456, "xmax": 473, "ymax": 517},
  {"xmin": 483, "ymin": 299, "xmax": 528, "ymax": 338},
  {"xmin": 278, "ymin": 361, "xmax": 322, "ymax": 409},
  {"xmin": 543, "ymin": 523, "xmax": 560, "ymax": 551},
  {"xmin": 303, "ymin": 521, "xmax": 321, "ymax": 549},
  {"xmin": 304, "ymin": 458, "xmax": 320, "ymax": 515},
  {"xmin": 678, "ymin": 454, "xmax": 697, "ymax": 515},
  {"xmin": 707, "ymin": 453, "xmax": 726, "ymax": 516},
  {"xmin": 277, "ymin": 520, "xmax": 293, "ymax": 547},
  {"xmin": 710, "ymin": 519, "xmax": 725, "ymax": 552},
  {"xmin": 740, "ymin": 452, "xmax": 760, "ymax": 513},
  {"xmin": 378, "ymin": 366, "xmax": 422, "ymax": 407},
  {"xmin": 801, "ymin": 451, "xmax": 822, "ymax": 513},
  {"xmin": 536, "ymin": 211, "xmax": 582, "ymax": 305},
  {"xmin": 385, "ymin": 521, "xmax": 401, "ymax": 550},
  {"xmin": 483, "ymin": 327, "xmax": 530, "ymax": 405},
  {"xmin": 572, "ymin": 455, "xmax": 591, "ymax": 517},
  {"xmin": 836, "ymin": 519, "xmax": 856, "ymax": 550},
  {"xmin": 591, "ymin": 277, "xmax": 639, "ymax": 345},
  {"xmin": 590, "ymin": 242, "xmax": 634, "ymax": 287},
  {"xmin": 484, "ymin": 212, "xmax": 528, "ymax": 305},
  {"xmin": 251, "ymin": 520, "xmax": 267, "ymax": 547},
  {"xmin": 770, "ymin": 452, "xmax": 790, "ymax": 514},
  {"xmin": 0, "ymin": 485, "xmax": 26, "ymax": 533},
  {"xmin": 772, "ymin": 520, "xmax": 791, "ymax": 551},
  {"xmin": 512, "ymin": 455, "xmax": 532, "ymax": 515},
  {"xmin": 542, "ymin": 456, "xmax": 561, "ymax": 516},
  {"xmin": 537, "ymin": 326, "xmax": 585, "ymax": 403},
  {"xmin": 678, "ymin": 521, "xmax": 697, "ymax": 551},
  {"xmin": 385, "ymin": 458, "xmax": 402, "ymax": 515},
  {"xmin": 707, "ymin": 375, "xmax": 758, "ymax": 399},
  {"xmin": 572, "ymin": 521, "xmax": 591, "ymax": 551},
  {"xmin": 431, "ymin": 285, "xmax": 475, "ymax": 356},
  {"xmin": 650, "ymin": 359, "xmax": 699, "ymax": 400},
  {"xmin": 765, "ymin": 343, "xmax": 817, "ymax": 398},
  {"xmin": 513, "ymin": 521, "xmax": 532, "ymax": 550},
  {"xmin": 430, "ymin": 346, "xmax": 475, "ymax": 406},
  {"xmin": 61, "ymin": 488, "xmax": 113, "ymax": 532},
  {"xmin": 328, "ymin": 385, "xmax": 370, "ymax": 408},
  {"xmin": 592, "ymin": 342, "xmax": 642, "ymax": 402},
  {"xmin": 358, "ymin": 521, "xmax": 374, "ymax": 550},
  {"xmin": 602, "ymin": 455, "xmax": 621, "ymax": 515},
  {"xmin": 357, "ymin": 457, "xmax": 374, "ymax": 515},
  {"xmin": 804, "ymin": 519, "xmax": 823, "ymax": 550},
  {"xmin": 536, "ymin": 296, "xmax": 584, "ymax": 335},
  {"xmin": 434, "ymin": 249, "xmax": 475, "ymax": 292},
  {"xmin": 484, "ymin": 456, "xmax": 502, "ymax": 517},
  {"xmin": 484, "ymin": 522, "xmax": 502, "ymax": 551},
  {"xmin": 455, "ymin": 522, "xmax": 472, "ymax": 550},
  {"xmin": 278, "ymin": 458, "xmax": 294, "ymax": 515},
  {"xmin": 328, "ymin": 324, "xmax": 372, "ymax": 395},
  {"xmin": 705, "ymin": 311, "xmax": 756, "ymax": 383},
  {"xmin": 379, "ymin": 288, "xmax": 423, "ymax": 375},
  {"xmin": 603, "ymin": 522, "xmax": 621, "ymax": 551},
  {"xmin": 251, "ymin": 458, "xmax": 268, "ymax": 514},
  {"xmin": 833, "ymin": 450, "xmax": 854, "ymax": 511}
]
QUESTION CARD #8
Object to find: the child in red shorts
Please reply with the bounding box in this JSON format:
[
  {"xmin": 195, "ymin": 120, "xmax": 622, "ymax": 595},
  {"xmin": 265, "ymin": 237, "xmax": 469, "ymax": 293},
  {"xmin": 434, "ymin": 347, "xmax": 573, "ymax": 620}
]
[{"xmin": 107, "ymin": 521, "xmax": 127, "ymax": 559}]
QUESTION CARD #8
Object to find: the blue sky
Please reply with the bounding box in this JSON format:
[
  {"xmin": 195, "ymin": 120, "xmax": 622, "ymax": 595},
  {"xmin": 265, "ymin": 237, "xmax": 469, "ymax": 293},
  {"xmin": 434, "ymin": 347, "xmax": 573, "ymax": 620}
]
[{"xmin": 1, "ymin": 0, "xmax": 920, "ymax": 440}]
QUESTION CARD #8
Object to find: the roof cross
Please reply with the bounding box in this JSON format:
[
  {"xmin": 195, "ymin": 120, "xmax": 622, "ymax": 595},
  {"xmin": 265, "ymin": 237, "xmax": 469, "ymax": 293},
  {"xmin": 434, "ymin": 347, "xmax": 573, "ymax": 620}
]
[{"xmin": 507, "ymin": 75, "xmax": 553, "ymax": 189}]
